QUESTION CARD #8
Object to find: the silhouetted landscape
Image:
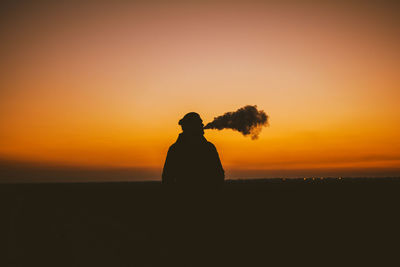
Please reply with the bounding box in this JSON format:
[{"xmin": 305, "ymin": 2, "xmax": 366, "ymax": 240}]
[
  {"xmin": 2, "ymin": 1, "xmax": 400, "ymax": 266},
  {"xmin": 2, "ymin": 177, "xmax": 399, "ymax": 266}
]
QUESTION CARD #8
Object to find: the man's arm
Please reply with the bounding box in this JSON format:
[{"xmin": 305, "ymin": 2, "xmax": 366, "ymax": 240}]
[
  {"xmin": 162, "ymin": 146, "xmax": 176, "ymax": 184},
  {"xmin": 209, "ymin": 143, "xmax": 225, "ymax": 183}
]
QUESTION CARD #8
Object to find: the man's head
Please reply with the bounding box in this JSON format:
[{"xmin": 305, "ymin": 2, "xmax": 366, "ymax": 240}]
[{"xmin": 179, "ymin": 112, "xmax": 204, "ymax": 135}]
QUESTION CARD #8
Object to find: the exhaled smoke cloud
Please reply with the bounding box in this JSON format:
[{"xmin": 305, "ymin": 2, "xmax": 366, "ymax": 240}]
[{"xmin": 204, "ymin": 105, "xmax": 269, "ymax": 140}]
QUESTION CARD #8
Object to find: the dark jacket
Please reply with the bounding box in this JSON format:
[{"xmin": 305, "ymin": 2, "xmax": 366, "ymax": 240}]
[{"xmin": 162, "ymin": 133, "xmax": 224, "ymax": 186}]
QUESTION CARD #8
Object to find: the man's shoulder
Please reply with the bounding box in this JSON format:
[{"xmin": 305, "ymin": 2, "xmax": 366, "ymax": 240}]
[
  {"xmin": 168, "ymin": 143, "xmax": 178, "ymax": 151},
  {"xmin": 205, "ymin": 141, "xmax": 217, "ymax": 151},
  {"xmin": 168, "ymin": 140, "xmax": 184, "ymax": 152}
]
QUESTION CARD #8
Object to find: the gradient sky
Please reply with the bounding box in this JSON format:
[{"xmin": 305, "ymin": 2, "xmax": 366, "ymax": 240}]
[{"xmin": 1, "ymin": 1, "xmax": 399, "ymax": 181}]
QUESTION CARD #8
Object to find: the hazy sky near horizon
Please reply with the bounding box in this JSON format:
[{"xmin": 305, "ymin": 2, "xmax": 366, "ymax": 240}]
[{"xmin": 1, "ymin": 1, "xmax": 399, "ymax": 180}]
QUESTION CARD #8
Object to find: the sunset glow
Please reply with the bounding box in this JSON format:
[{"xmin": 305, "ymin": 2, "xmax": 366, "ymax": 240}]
[{"xmin": 1, "ymin": 1, "xmax": 399, "ymax": 180}]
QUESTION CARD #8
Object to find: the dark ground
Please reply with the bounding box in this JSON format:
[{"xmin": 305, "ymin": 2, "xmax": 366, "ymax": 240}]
[{"xmin": 1, "ymin": 178, "xmax": 399, "ymax": 266}]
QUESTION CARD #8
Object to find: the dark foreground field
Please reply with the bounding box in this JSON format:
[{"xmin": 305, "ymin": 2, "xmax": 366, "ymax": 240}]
[{"xmin": 1, "ymin": 178, "xmax": 400, "ymax": 266}]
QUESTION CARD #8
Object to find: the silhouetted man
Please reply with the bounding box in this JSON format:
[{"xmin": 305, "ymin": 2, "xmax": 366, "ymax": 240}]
[{"xmin": 162, "ymin": 112, "xmax": 225, "ymax": 187}]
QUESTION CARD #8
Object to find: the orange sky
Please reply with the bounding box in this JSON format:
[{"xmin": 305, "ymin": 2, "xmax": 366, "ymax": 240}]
[{"xmin": 1, "ymin": 1, "xmax": 399, "ymax": 180}]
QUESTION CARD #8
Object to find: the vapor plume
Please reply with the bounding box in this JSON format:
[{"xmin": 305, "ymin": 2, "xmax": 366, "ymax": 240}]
[{"xmin": 204, "ymin": 105, "xmax": 269, "ymax": 139}]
